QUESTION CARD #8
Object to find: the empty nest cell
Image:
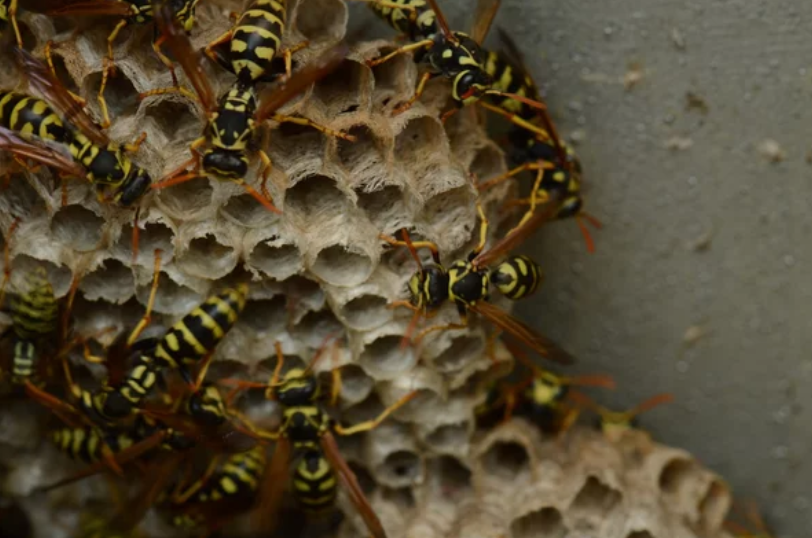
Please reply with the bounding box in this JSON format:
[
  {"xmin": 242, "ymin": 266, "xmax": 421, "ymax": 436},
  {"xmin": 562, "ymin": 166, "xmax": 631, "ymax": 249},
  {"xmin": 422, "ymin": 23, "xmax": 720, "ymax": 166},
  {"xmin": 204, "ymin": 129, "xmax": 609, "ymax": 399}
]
[
  {"xmin": 428, "ymin": 334, "xmax": 485, "ymax": 374},
  {"xmin": 333, "ymin": 364, "xmax": 375, "ymax": 406},
  {"xmin": 50, "ymin": 205, "xmax": 105, "ymax": 252},
  {"xmin": 154, "ymin": 176, "xmax": 214, "ymax": 219},
  {"xmin": 292, "ymin": 0, "xmax": 347, "ymax": 43},
  {"xmin": 116, "ymin": 220, "xmax": 175, "ymax": 266},
  {"xmin": 175, "ymin": 233, "xmax": 239, "ymax": 281},
  {"xmin": 78, "ymin": 258, "xmax": 135, "ymax": 303},
  {"xmin": 247, "ymin": 239, "xmax": 303, "ymax": 281},
  {"xmin": 339, "ymin": 292, "xmax": 390, "ymax": 331},
  {"xmin": 221, "ymin": 193, "xmax": 281, "ymax": 228},
  {"xmin": 480, "ymin": 440, "xmax": 532, "ymax": 481},
  {"xmin": 81, "ymin": 69, "xmax": 139, "ymax": 121},
  {"xmin": 510, "ymin": 507, "xmax": 567, "ymax": 538},
  {"xmin": 569, "ymin": 475, "xmax": 623, "ymax": 518},
  {"xmin": 355, "ymin": 185, "xmax": 406, "ymax": 228},
  {"xmin": 358, "ymin": 334, "xmax": 416, "ymax": 380},
  {"xmin": 311, "ymin": 59, "xmax": 369, "ymax": 116},
  {"xmin": 237, "ymin": 295, "xmax": 288, "ymax": 335},
  {"xmin": 134, "ymin": 270, "xmax": 203, "ymax": 316},
  {"xmin": 310, "ymin": 243, "xmax": 374, "ymax": 288},
  {"xmin": 284, "ymin": 174, "xmax": 350, "ymax": 217}
]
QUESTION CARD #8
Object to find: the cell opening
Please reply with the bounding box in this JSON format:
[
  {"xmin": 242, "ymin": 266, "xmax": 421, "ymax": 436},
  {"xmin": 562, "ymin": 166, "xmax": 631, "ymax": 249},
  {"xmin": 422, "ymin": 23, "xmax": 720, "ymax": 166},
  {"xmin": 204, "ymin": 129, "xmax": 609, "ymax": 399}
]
[
  {"xmin": 78, "ymin": 258, "xmax": 134, "ymax": 303},
  {"xmin": 238, "ymin": 296, "xmax": 288, "ymax": 333},
  {"xmin": 144, "ymin": 99, "xmax": 200, "ymax": 141},
  {"xmin": 248, "ymin": 242, "xmax": 302, "ymax": 281},
  {"xmin": 336, "ymin": 125, "xmax": 384, "ymax": 172},
  {"xmin": 698, "ymin": 479, "xmax": 730, "ymax": 529},
  {"xmin": 8, "ymin": 255, "xmax": 73, "ymax": 297},
  {"xmin": 371, "ymin": 51, "xmax": 412, "ymax": 105},
  {"xmin": 334, "ymin": 364, "xmax": 374, "ymax": 404},
  {"xmin": 312, "ymin": 60, "xmax": 367, "ymax": 116},
  {"xmin": 177, "ymin": 234, "xmax": 237, "ymax": 280},
  {"xmin": 221, "ymin": 193, "xmax": 280, "ymax": 227},
  {"xmin": 379, "ymin": 450, "xmax": 422, "ymax": 485},
  {"xmin": 418, "ymin": 185, "xmax": 475, "ymax": 228},
  {"xmin": 50, "ymin": 205, "xmax": 104, "ymax": 252},
  {"xmin": 470, "ymin": 145, "xmax": 505, "ymax": 184},
  {"xmin": 394, "ymin": 116, "xmax": 445, "ymax": 164},
  {"xmin": 359, "ymin": 335, "xmax": 416, "ymax": 379},
  {"xmin": 340, "ymin": 293, "xmax": 389, "ymax": 331},
  {"xmin": 0, "ymin": 501, "xmax": 32, "ymax": 538},
  {"xmin": 293, "ymin": 0, "xmax": 347, "ymax": 42},
  {"xmin": 510, "ymin": 507, "xmax": 567, "ymax": 538},
  {"xmin": 84, "ymin": 69, "xmax": 139, "ymax": 120},
  {"xmin": 626, "ymin": 532, "xmax": 656, "ymax": 538},
  {"xmin": 311, "ymin": 245, "xmax": 373, "ymax": 288},
  {"xmin": 284, "ymin": 175, "xmax": 348, "ymax": 216},
  {"xmin": 425, "ymin": 423, "xmax": 470, "ymax": 452},
  {"xmin": 432, "ymin": 335, "xmax": 484, "ymax": 373},
  {"xmin": 658, "ymin": 458, "xmax": 696, "ymax": 494},
  {"xmin": 292, "ymin": 309, "xmax": 344, "ymax": 348},
  {"xmin": 134, "ymin": 271, "xmax": 202, "ymax": 316},
  {"xmin": 356, "ymin": 185, "xmax": 404, "ymax": 227},
  {"xmin": 571, "ymin": 476, "xmax": 622, "ymax": 515},
  {"xmin": 156, "ymin": 176, "xmax": 213, "ymax": 217},
  {"xmin": 48, "ymin": 52, "xmax": 80, "ymax": 97},
  {"xmin": 435, "ymin": 456, "xmax": 472, "ymax": 497},
  {"xmin": 121, "ymin": 221, "xmax": 174, "ymax": 266},
  {"xmin": 481, "ymin": 441, "xmax": 530, "ymax": 480}
]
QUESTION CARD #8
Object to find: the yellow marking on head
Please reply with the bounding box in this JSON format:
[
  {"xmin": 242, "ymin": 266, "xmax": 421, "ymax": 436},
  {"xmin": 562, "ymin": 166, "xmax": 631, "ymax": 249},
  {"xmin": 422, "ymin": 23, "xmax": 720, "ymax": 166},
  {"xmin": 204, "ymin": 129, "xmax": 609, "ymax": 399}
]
[{"xmin": 442, "ymin": 49, "xmax": 454, "ymax": 59}]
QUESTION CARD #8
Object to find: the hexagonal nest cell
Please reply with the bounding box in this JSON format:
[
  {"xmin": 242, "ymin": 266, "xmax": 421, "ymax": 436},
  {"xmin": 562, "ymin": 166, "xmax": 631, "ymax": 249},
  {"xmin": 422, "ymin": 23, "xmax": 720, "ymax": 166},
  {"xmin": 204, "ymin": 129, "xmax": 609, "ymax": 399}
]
[{"xmin": 0, "ymin": 2, "xmax": 738, "ymax": 538}]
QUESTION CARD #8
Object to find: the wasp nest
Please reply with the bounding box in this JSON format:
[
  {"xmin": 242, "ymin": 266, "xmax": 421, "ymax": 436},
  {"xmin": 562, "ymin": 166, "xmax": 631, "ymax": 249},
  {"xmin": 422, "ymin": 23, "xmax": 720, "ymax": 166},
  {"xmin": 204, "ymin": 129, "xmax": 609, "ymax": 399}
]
[{"xmin": 0, "ymin": 2, "xmax": 735, "ymax": 538}]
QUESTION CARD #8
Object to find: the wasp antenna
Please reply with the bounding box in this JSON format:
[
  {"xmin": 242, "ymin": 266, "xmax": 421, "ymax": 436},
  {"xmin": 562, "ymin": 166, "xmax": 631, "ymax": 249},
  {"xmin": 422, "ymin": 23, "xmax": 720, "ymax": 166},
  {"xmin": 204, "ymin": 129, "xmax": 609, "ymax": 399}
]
[
  {"xmin": 304, "ymin": 330, "xmax": 343, "ymax": 375},
  {"xmin": 576, "ymin": 216, "xmax": 596, "ymax": 253},
  {"xmin": 629, "ymin": 393, "xmax": 674, "ymax": 417},
  {"xmin": 581, "ymin": 211, "xmax": 603, "ymax": 229},
  {"xmin": 399, "ymin": 308, "xmax": 423, "ymax": 352},
  {"xmin": 566, "ymin": 374, "xmax": 616, "ymax": 390}
]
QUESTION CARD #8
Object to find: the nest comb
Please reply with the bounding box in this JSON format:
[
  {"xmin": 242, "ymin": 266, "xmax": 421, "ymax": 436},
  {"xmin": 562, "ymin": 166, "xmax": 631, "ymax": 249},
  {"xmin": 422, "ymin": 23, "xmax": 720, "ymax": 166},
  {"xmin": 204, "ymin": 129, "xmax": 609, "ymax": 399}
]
[{"xmin": 0, "ymin": 2, "xmax": 736, "ymax": 538}]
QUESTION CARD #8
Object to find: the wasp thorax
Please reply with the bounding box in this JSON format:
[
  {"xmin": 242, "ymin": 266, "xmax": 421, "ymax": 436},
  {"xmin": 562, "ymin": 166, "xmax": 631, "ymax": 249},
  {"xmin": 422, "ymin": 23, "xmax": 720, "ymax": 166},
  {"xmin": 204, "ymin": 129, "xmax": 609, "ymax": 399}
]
[
  {"xmin": 448, "ymin": 260, "xmax": 489, "ymax": 305},
  {"xmin": 277, "ymin": 369, "xmax": 320, "ymax": 406},
  {"xmin": 203, "ymin": 149, "xmax": 249, "ymax": 179}
]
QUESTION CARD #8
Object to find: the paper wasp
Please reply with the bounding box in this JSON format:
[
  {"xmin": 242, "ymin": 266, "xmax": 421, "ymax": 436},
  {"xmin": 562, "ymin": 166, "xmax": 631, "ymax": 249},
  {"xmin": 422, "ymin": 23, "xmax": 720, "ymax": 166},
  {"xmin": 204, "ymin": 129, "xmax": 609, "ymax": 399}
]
[
  {"xmin": 140, "ymin": 1, "xmax": 354, "ymax": 214},
  {"xmin": 221, "ymin": 341, "xmax": 416, "ymax": 538},
  {"xmin": 39, "ymin": 0, "xmax": 200, "ymax": 128},
  {"xmin": 475, "ymin": 29, "xmax": 602, "ymax": 252},
  {"xmin": 379, "ymin": 196, "xmax": 574, "ymax": 366},
  {"xmin": 476, "ymin": 342, "xmax": 614, "ymax": 433},
  {"xmin": 366, "ymin": 0, "xmax": 551, "ymax": 131},
  {"xmin": 0, "ymin": 47, "xmax": 151, "ymax": 223},
  {"xmin": 571, "ymin": 392, "xmax": 674, "ymax": 442},
  {"xmin": 204, "ymin": 0, "xmax": 308, "ymax": 85}
]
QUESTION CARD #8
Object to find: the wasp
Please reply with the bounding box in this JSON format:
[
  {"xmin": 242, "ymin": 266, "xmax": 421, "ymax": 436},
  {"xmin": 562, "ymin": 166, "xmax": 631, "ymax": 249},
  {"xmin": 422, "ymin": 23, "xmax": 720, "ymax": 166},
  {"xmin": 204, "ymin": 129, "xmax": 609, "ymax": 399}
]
[
  {"xmin": 475, "ymin": 343, "xmax": 614, "ymax": 433},
  {"xmin": 0, "ymin": 47, "xmax": 151, "ymax": 211},
  {"xmin": 379, "ymin": 197, "xmax": 574, "ymax": 365},
  {"xmin": 39, "ymin": 0, "xmax": 200, "ymax": 128},
  {"xmin": 570, "ymin": 392, "xmax": 674, "ymax": 443},
  {"xmin": 222, "ymin": 341, "xmax": 415, "ymax": 538},
  {"xmin": 366, "ymin": 0, "xmax": 550, "ymax": 131},
  {"xmin": 475, "ymin": 30, "xmax": 603, "ymax": 252},
  {"xmin": 139, "ymin": 2, "xmax": 354, "ymax": 214},
  {"xmin": 204, "ymin": 0, "xmax": 309, "ymax": 85}
]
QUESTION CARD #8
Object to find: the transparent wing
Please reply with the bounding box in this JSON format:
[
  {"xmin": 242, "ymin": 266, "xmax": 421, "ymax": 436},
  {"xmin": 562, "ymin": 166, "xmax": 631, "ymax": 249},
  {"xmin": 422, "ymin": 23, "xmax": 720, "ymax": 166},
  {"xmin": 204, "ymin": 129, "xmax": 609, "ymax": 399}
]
[
  {"xmin": 0, "ymin": 126, "xmax": 87, "ymax": 178},
  {"xmin": 470, "ymin": 0, "xmax": 501, "ymax": 45}
]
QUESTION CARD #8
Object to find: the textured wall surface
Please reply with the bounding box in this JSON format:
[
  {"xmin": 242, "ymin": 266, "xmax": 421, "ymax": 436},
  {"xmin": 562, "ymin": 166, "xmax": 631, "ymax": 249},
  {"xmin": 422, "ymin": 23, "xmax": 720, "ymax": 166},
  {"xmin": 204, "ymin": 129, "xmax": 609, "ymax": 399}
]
[{"xmin": 355, "ymin": 1, "xmax": 811, "ymax": 537}]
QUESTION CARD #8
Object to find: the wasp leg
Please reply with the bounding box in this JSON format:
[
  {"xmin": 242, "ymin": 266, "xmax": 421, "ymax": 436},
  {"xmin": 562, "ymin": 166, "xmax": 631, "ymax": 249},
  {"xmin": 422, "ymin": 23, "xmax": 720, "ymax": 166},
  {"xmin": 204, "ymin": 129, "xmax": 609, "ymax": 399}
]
[
  {"xmin": 44, "ymin": 41, "xmax": 86, "ymax": 107},
  {"xmin": 98, "ymin": 19, "xmax": 129, "ymax": 129},
  {"xmin": 256, "ymin": 149, "xmax": 274, "ymax": 202},
  {"xmin": 151, "ymin": 34, "xmax": 178, "ymax": 88},
  {"xmin": 279, "ymin": 40, "xmax": 309, "ymax": 79},
  {"xmin": 270, "ymin": 114, "xmax": 356, "ymax": 142},
  {"xmin": 123, "ymin": 132, "xmax": 147, "ymax": 154},
  {"xmin": 126, "ymin": 249, "xmax": 162, "ymax": 347},
  {"xmin": 367, "ymin": 38, "xmax": 433, "ymax": 68},
  {"xmin": 171, "ymin": 455, "xmax": 222, "ymax": 504},
  {"xmin": 203, "ymin": 29, "xmax": 235, "ymax": 73},
  {"xmin": 471, "ymin": 202, "xmax": 488, "ymax": 257},
  {"xmin": 352, "ymin": 0, "xmax": 418, "ymax": 12},
  {"xmin": 477, "ymin": 161, "xmax": 555, "ymax": 193},
  {"xmin": 9, "ymin": 0, "xmax": 22, "ymax": 48},
  {"xmin": 393, "ymin": 71, "xmax": 433, "ymax": 116},
  {"xmin": 476, "ymin": 101, "xmax": 555, "ymax": 141},
  {"xmin": 378, "ymin": 233, "xmax": 441, "ymax": 263},
  {"xmin": 413, "ymin": 309, "xmax": 470, "ymax": 347},
  {"xmin": 231, "ymin": 178, "xmax": 281, "ymax": 214},
  {"xmin": 334, "ymin": 390, "xmax": 416, "ymax": 435},
  {"xmin": 138, "ymin": 85, "xmax": 199, "ymax": 103}
]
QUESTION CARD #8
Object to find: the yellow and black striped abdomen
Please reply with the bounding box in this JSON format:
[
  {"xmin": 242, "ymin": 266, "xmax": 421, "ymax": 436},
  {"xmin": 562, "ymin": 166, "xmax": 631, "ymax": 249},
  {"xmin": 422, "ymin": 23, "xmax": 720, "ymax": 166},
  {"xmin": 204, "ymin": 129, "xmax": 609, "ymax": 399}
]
[
  {"xmin": 231, "ymin": 0, "xmax": 286, "ymax": 83},
  {"xmin": 368, "ymin": 0, "xmax": 437, "ymax": 41},
  {"xmin": 9, "ymin": 266, "xmax": 58, "ymax": 340},
  {"xmin": 292, "ymin": 450, "xmax": 337, "ymax": 513},
  {"xmin": 188, "ymin": 446, "xmax": 266, "ymax": 503},
  {"xmin": 482, "ymin": 50, "xmax": 539, "ymax": 118},
  {"xmin": 153, "ymin": 284, "xmax": 248, "ymax": 370},
  {"xmin": 0, "ymin": 92, "xmax": 71, "ymax": 144},
  {"xmin": 491, "ymin": 255, "xmax": 542, "ymax": 300},
  {"xmin": 52, "ymin": 427, "xmax": 134, "ymax": 463},
  {"xmin": 10, "ymin": 337, "xmax": 36, "ymax": 383}
]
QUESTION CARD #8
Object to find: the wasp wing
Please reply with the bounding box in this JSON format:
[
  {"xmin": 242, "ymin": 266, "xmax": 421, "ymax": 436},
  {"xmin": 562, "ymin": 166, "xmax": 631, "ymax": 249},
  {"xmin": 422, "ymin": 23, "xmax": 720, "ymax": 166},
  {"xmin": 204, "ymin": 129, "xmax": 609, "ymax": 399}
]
[
  {"xmin": 321, "ymin": 431, "xmax": 387, "ymax": 538},
  {"xmin": 151, "ymin": 0, "xmax": 218, "ymax": 114},
  {"xmin": 40, "ymin": 429, "xmax": 167, "ymax": 491},
  {"xmin": 255, "ymin": 43, "xmax": 349, "ymax": 123},
  {"xmin": 470, "ymin": 0, "xmax": 501, "ymax": 45},
  {"xmin": 425, "ymin": 0, "xmax": 456, "ymax": 42},
  {"xmin": 471, "ymin": 194, "xmax": 561, "ymax": 268},
  {"xmin": 13, "ymin": 47, "xmax": 109, "ymax": 146},
  {"xmin": 32, "ymin": 0, "xmax": 136, "ymax": 16},
  {"xmin": 469, "ymin": 301, "xmax": 574, "ymax": 365},
  {"xmin": 109, "ymin": 451, "xmax": 184, "ymax": 531},
  {"xmin": 251, "ymin": 437, "xmax": 290, "ymax": 533},
  {"xmin": 0, "ymin": 126, "xmax": 86, "ymax": 178}
]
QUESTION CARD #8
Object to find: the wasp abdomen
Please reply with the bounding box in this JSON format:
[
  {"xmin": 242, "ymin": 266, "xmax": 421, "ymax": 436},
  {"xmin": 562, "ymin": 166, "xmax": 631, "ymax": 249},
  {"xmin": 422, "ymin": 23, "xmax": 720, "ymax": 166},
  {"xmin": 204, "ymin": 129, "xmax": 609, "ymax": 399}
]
[{"xmin": 491, "ymin": 255, "xmax": 542, "ymax": 300}]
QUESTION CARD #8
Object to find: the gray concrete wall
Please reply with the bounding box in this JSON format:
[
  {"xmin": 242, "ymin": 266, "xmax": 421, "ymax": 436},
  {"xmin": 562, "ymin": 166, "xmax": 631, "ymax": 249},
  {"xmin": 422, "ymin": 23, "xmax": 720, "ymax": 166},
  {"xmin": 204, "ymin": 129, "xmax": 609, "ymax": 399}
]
[{"xmin": 352, "ymin": 1, "xmax": 811, "ymax": 536}]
